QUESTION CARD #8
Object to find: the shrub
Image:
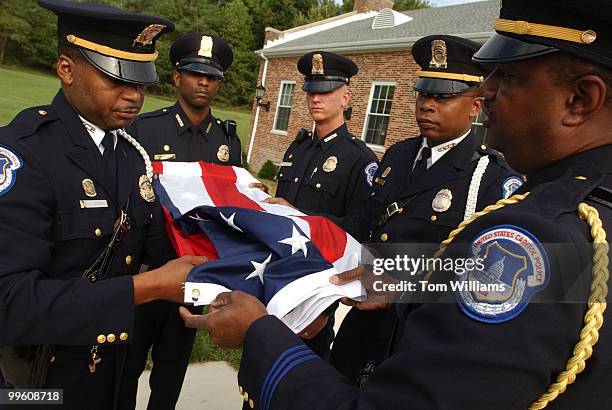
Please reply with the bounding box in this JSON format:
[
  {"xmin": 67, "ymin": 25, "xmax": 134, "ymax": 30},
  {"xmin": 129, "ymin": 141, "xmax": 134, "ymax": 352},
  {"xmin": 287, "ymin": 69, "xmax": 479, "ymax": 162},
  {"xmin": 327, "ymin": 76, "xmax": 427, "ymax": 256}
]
[{"xmin": 257, "ymin": 159, "xmax": 278, "ymax": 180}]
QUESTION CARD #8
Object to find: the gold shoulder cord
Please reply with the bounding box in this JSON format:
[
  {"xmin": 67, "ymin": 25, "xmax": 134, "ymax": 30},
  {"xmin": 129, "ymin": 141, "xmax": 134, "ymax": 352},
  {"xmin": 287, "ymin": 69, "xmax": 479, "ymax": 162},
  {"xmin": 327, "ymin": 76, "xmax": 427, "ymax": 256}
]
[{"xmin": 423, "ymin": 193, "xmax": 609, "ymax": 409}]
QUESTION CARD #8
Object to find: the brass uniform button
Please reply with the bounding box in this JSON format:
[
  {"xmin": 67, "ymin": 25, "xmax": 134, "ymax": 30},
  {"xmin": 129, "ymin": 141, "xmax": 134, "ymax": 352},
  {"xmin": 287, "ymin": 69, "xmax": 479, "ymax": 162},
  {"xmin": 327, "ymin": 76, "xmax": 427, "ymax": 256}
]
[
  {"xmin": 243, "ymin": 392, "xmax": 249, "ymax": 401},
  {"xmin": 315, "ymin": 183, "xmax": 321, "ymax": 189},
  {"xmin": 94, "ymin": 228, "xmax": 102, "ymax": 237},
  {"xmin": 107, "ymin": 333, "xmax": 116, "ymax": 343},
  {"xmin": 97, "ymin": 334, "xmax": 106, "ymax": 344},
  {"xmin": 480, "ymin": 144, "xmax": 487, "ymax": 150},
  {"xmin": 249, "ymin": 399, "xmax": 254, "ymax": 409},
  {"xmin": 431, "ymin": 215, "xmax": 438, "ymax": 221},
  {"xmin": 163, "ymin": 144, "xmax": 170, "ymax": 152},
  {"xmin": 38, "ymin": 110, "xmax": 47, "ymax": 116},
  {"xmin": 50, "ymin": 356, "xmax": 55, "ymax": 363},
  {"xmin": 125, "ymin": 255, "xmax": 133, "ymax": 266},
  {"xmin": 150, "ymin": 213, "xmax": 154, "ymax": 220},
  {"xmin": 380, "ymin": 233, "xmax": 388, "ymax": 242},
  {"xmin": 279, "ymin": 173, "xmax": 283, "ymax": 178},
  {"xmin": 288, "ymin": 154, "xmax": 293, "ymax": 159},
  {"xmin": 239, "ymin": 386, "xmax": 244, "ymax": 395},
  {"xmin": 119, "ymin": 332, "xmax": 129, "ymax": 341},
  {"xmin": 574, "ymin": 175, "xmax": 588, "ymax": 180},
  {"xmin": 294, "ymin": 177, "xmax": 299, "ymax": 183}
]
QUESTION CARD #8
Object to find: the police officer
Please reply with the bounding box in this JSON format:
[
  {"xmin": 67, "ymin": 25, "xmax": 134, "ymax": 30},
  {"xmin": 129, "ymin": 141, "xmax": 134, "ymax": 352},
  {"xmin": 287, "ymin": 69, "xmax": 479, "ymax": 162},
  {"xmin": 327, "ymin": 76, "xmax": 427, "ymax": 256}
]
[
  {"xmin": 330, "ymin": 35, "xmax": 522, "ymax": 383},
  {"xmin": 128, "ymin": 33, "xmax": 241, "ymax": 165},
  {"xmin": 180, "ymin": 0, "xmax": 612, "ymax": 408},
  {"xmin": 0, "ymin": 1, "xmax": 206, "ymax": 409},
  {"xmin": 266, "ymin": 51, "xmax": 378, "ymax": 359},
  {"xmin": 119, "ymin": 33, "xmax": 240, "ymax": 410}
]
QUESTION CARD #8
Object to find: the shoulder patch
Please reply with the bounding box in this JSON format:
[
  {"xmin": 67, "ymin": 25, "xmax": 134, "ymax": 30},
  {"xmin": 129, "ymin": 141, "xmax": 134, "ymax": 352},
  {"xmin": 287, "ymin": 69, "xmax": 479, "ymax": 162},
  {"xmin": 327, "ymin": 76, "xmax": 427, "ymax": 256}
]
[
  {"xmin": 364, "ymin": 161, "xmax": 378, "ymax": 187},
  {"xmin": 455, "ymin": 224, "xmax": 549, "ymax": 324},
  {"xmin": 502, "ymin": 176, "xmax": 524, "ymax": 198},
  {"xmin": 0, "ymin": 145, "xmax": 24, "ymax": 197}
]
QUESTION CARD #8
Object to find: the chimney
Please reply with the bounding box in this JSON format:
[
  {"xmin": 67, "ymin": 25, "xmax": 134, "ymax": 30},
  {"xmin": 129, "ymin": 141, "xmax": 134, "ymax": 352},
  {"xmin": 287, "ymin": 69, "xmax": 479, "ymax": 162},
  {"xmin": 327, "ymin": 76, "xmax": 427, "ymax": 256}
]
[
  {"xmin": 353, "ymin": 0, "xmax": 394, "ymax": 12},
  {"xmin": 264, "ymin": 27, "xmax": 283, "ymax": 46}
]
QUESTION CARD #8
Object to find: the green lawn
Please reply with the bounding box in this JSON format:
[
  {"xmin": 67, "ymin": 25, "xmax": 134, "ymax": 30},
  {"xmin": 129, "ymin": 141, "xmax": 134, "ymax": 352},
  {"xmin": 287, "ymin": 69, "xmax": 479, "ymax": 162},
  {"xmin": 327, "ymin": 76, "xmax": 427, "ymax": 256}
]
[
  {"xmin": 0, "ymin": 66, "xmax": 252, "ymax": 148},
  {"xmin": 1, "ymin": 65, "xmax": 252, "ymax": 368}
]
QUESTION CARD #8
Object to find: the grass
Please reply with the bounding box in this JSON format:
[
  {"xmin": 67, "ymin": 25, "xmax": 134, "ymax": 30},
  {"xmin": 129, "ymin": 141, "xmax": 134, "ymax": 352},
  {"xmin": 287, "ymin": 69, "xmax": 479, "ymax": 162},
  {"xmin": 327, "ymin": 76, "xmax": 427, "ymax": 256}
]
[
  {"xmin": 0, "ymin": 65, "xmax": 255, "ymax": 368},
  {"xmin": 0, "ymin": 66, "xmax": 252, "ymax": 148}
]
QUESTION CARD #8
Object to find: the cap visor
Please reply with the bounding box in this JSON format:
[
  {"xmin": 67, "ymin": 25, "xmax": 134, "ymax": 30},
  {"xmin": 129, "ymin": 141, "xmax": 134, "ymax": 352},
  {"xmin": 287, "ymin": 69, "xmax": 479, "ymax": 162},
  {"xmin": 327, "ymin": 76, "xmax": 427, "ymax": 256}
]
[
  {"xmin": 81, "ymin": 49, "xmax": 158, "ymax": 85},
  {"xmin": 178, "ymin": 62, "xmax": 223, "ymax": 79},
  {"xmin": 473, "ymin": 33, "xmax": 558, "ymax": 63},
  {"xmin": 302, "ymin": 80, "xmax": 346, "ymax": 93},
  {"xmin": 413, "ymin": 78, "xmax": 475, "ymax": 94}
]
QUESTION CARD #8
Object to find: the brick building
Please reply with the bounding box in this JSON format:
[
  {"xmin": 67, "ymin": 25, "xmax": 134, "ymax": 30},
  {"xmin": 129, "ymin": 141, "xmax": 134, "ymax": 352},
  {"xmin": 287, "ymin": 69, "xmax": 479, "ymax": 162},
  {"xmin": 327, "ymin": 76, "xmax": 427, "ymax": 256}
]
[{"xmin": 246, "ymin": 0, "xmax": 498, "ymax": 173}]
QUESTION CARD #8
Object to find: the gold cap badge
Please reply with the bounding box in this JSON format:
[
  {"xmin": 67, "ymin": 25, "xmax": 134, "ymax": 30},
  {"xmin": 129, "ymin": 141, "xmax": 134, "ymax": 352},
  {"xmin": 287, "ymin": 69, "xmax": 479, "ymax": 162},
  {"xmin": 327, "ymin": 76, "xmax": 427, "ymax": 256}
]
[
  {"xmin": 133, "ymin": 24, "xmax": 166, "ymax": 47},
  {"xmin": 198, "ymin": 36, "xmax": 213, "ymax": 58},
  {"xmin": 311, "ymin": 53, "xmax": 324, "ymax": 75},
  {"xmin": 429, "ymin": 39, "xmax": 448, "ymax": 69}
]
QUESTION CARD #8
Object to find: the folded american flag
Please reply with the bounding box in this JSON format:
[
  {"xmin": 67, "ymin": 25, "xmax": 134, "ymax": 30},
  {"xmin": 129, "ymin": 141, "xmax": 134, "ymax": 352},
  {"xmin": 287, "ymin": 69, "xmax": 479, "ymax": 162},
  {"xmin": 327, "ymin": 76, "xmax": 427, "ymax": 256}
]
[{"xmin": 152, "ymin": 161, "xmax": 366, "ymax": 333}]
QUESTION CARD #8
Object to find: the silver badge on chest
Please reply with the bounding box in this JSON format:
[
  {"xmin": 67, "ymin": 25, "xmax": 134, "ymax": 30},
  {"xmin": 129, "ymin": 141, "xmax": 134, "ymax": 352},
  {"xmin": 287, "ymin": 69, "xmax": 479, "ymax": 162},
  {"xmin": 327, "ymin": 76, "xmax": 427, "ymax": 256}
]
[
  {"xmin": 432, "ymin": 188, "xmax": 452, "ymax": 212},
  {"xmin": 322, "ymin": 156, "xmax": 337, "ymax": 172}
]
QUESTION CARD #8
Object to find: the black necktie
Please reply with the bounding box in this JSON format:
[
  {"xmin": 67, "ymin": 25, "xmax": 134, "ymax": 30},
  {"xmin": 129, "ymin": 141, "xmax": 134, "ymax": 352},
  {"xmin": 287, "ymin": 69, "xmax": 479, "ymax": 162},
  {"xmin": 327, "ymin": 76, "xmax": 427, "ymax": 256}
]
[
  {"xmin": 411, "ymin": 146, "xmax": 431, "ymax": 181},
  {"xmin": 101, "ymin": 131, "xmax": 116, "ymax": 179}
]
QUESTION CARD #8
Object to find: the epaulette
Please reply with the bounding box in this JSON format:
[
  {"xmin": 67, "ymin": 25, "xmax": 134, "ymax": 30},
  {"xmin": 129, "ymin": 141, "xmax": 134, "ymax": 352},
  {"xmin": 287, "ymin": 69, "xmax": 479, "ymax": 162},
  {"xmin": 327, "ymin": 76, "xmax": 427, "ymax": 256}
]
[
  {"xmin": 295, "ymin": 128, "xmax": 309, "ymax": 143},
  {"xmin": 8, "ymin": 105, "xmax": 58, "ymax": 140},
  {"xmin": 347, "ymin": 133, "xmax": 377, "ymax": 159},
  {"xmin": 136, "ymin": 106, "xmax": 173, "ymax": 120}
]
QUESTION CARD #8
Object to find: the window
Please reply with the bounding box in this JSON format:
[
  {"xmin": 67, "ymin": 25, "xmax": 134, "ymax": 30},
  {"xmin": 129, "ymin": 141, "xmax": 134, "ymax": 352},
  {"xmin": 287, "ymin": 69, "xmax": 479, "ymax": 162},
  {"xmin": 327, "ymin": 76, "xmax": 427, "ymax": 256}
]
[
  {"xmin": 471, "ymin": 110, "xmax": 488, "ymax": 142},
  {"xmin": 273, "ymin": 81, "xmax": 296, "ymax": 132},
  {"xmin": 363, "ymin": 82, "xmax": 396, "ymax": 146}
]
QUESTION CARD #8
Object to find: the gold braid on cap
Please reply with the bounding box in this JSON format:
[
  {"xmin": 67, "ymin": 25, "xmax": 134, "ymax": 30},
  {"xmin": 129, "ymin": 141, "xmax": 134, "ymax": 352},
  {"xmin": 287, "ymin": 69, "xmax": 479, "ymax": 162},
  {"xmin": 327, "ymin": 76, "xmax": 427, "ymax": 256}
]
[
  {"xmin": 494, "ymin": 18, "xmax": 597, "ymax": 44},
  {"xmin": 66, "ymin": 34, "xmax": 158, "ymax": 61},
  {"xmin": 417, "ymin": 70, "xmax": 484, "ymax": 83}
]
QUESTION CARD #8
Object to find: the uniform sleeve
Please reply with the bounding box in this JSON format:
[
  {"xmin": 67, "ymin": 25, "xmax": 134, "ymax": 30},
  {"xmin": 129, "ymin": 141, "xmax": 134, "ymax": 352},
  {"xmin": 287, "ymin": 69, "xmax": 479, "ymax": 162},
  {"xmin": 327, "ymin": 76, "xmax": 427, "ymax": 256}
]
[
  {"xmin": 343, "ymin": 153, "xmax": 377, "ymax": 217},
  {"xmin": 231, "ymin": 135, "xmax": 243, "ymax": 167},
  {"xmin": 238, "ymin": 213, "xmax": 588, "ymax": 409},
  {"xmin": 0, "ymin": 142, "xmax": 135, "ymax": 346}
]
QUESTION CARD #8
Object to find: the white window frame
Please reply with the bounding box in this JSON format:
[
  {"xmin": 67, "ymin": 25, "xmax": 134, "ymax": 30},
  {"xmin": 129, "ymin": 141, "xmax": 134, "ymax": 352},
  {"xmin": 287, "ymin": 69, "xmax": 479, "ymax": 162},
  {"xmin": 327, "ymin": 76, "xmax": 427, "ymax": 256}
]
[
  {"xmin": 272, "ymin": 80, "xmax": 296, "ymax": 135},
  {"xmin": 361, "ymin": 81, "xmax": 397, "ymax": 150}
]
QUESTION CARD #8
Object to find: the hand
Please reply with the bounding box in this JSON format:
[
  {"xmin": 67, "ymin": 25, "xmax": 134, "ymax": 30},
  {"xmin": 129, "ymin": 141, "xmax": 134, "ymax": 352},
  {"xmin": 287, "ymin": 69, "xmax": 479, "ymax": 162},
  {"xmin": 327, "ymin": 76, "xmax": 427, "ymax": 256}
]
[
  {"xmin": 330, "ymin": 265, "xmax": 394, "ymax": 311},
  {"xmin": 133, "ymin": 255, "xmax": 208, "ymax": 305},
  {"xmin": 179, "ymin": 291, "xmax": 268, "ymax": 348},
  {"xmin": 297, "ymin": 314, "xmax": 329, "ymax": 339},
  {"xmin": 263, "ymin": 197, "xmax": 297, "ymax": 210},
  {"xmin": 248, "ymin": 182, "xmax": 269, "ymax": 194}
]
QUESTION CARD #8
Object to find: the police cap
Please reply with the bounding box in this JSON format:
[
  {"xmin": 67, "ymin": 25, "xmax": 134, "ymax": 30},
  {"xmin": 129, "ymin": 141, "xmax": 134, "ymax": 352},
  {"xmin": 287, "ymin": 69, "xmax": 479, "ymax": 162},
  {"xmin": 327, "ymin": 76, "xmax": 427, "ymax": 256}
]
[
  {"xmin": 298, "ymin": 51, "xmax": 358, "ymax": 93},
  {"xmin": 170, "ymin": 33, "xmax": 233, "ymax": 80},
  {"xmin": 412, "ymin": 35, "xmax": 489, "ymax": 94},
  {"xmin": 473, "ymin": 0, "xmax": 612, "ymax": 69},
  {"xmin": 39, "ymin": 0, "xmax": 173, "ymax": 86}
]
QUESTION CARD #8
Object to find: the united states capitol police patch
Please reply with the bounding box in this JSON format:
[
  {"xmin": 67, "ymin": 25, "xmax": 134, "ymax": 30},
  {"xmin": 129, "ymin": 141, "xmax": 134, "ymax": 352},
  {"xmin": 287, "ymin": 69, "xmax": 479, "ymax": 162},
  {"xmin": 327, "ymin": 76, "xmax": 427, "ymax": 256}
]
[
  {"xmin": 0, "ymin": 145, "xmax": 23, "ymax": 197},
  {"xmin": 454, "ymin": 224, "xmax": 549, "ymax": 323},
  {"xmin": 502, "ymin": 176, "xmax": 523, "ymax": 198},
  {"xmin": 364, "ymin": 162, "xmax": 378, "ymax": 187}
]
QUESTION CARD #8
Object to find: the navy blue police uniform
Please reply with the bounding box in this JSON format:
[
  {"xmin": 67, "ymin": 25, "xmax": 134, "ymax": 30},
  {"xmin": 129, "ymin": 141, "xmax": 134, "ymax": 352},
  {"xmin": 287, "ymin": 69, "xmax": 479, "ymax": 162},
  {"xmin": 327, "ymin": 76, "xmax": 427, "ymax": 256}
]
[
  {"xmin": 275, "ymin": 51, "xmax": 378, "ymax": 360},
  {"xmin": 119, "ymin": 33, "xmax": 240, "ymax": 410},
  {"xmin": 0, "ymin": 1, "xmax": 174, "ymax": 409},
  {"xmin": 232, "ymin": 2, "xmax": 612, "ymax": 408},
  {"xmin": 330, "ymin": 35, "xmax": 522, "ymax": 384}
]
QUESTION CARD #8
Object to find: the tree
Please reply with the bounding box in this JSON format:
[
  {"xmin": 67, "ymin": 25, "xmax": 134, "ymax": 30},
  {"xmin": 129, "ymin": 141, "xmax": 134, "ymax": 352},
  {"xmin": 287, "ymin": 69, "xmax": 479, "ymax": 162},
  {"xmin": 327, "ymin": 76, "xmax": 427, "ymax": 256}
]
[
  {"xmin": 293, "ymin": 0, "xmax": 341, "ymax": 27},
  {"xmin": 393, "ymin": 0, "xmax": 431, "ymax": 11},
  {"xmin": 0, "ymin": 1, "xmax": 31, "ymax": 65},
  {"xmin": 219, "ymin": 0, "xmax": 259, "ymax": 106}
]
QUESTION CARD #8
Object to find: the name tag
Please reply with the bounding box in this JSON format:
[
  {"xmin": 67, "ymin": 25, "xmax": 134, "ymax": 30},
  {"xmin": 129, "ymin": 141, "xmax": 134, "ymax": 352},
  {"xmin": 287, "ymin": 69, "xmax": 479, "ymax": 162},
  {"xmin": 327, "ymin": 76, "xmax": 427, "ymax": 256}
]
[
  {"xmin": 154, "ymin": 153, "xmax": 176, "ymax": 160},
  {"xmin": 279, "ymin": 161, "xmax": 292, "ymax": 167},
  {"xmin": 80, "ymin": 199, "xmax": 109, "ymax": 209}
]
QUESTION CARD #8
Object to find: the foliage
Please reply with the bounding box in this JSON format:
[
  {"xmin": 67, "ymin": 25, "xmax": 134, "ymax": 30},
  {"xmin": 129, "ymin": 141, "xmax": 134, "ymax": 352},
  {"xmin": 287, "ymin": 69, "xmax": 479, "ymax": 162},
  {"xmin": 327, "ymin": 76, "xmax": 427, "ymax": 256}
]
[
  {"xmin": 393, "ymin": 0, "xmax": 431, "ymax": 11},
  {"xmin": 257, "ymin": 159, "xmax": 279, "ymax": 180},
  {"xmin": 293, "ymin": 0, "xmax": 342, "ymax": 27}
]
